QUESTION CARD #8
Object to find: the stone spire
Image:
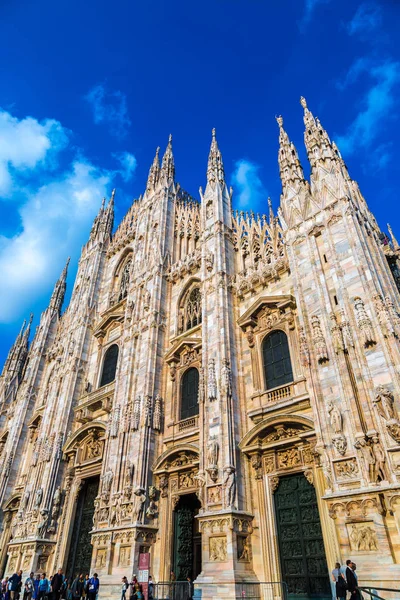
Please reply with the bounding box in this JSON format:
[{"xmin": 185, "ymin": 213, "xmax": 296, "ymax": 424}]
[
  {"xmin": 268, "ymin": 197, "xmax": 274, "ymax": 224},
  {"xmin": 207, "ymin": 128, "xmax": 225, "ymax": 188},
  {"xmin": 2, "ymin": 315, "xmax": 32, "ymax": 380},
  {"xmin": 300, "ymin": 96, "xmax": 337, "ymax": 168},
  {"xmin": 146, "ymin": 147, "xmax": 161, "ymax": 193},
  {"xmin": 161, "ymin": 134, "xmax": 175, "ymax": 183},
  {"xmin": 276, "ymin": 115, "xmax": 305, "ymax": 186},
  {"xmin": 388, "ymin": 223, "xmax": 400, "ymax": 250},
  {"xmin": 49, "ymin": 257, "xmax": 70, "ymax": 316}
]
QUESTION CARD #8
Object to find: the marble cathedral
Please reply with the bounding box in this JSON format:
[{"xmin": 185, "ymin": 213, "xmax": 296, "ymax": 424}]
[{"xmin": 1, "ymin": 97, "xmax": 400, "ymax": 599}]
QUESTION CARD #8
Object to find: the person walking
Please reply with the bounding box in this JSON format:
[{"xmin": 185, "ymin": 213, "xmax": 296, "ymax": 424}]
[
  {"xmin": 32, "ymin": 577, "xmax": 40, "ymax": 600},
  {"xmin": 147, "ymin": 576, "xmax": 153, "ymax": 600},
  {"xmin": 346, "ymin": 561, "xmax": 361, "ymax": 599},
  {"xmin": 8, "ymin": 572, "xmax": 22, "ymax": 600},
  {"xmin": 51, "ymin": 570, "xmax": 64, "ymax": 600},
  {"xmin": 86, "ymin": 574, "xmax": 99, "ymax": 600},
  {"xmin": 24, "ymin": 574, "xmax": 34, "ymax": 600},
  {"xmin": 2, "ymin": 577, "xmax": 9, "ymax": 600},
  {"xmin": 120, "ymin": 578, "xmax": 128, "ymax": 600},
  {"xmin": 70, "ymin": 575, "xmax": 84, "ymax": 600},
  {"xmin": 38, "ymin": 574, "xmax": 50, "ymax": 600},
  {"xmin": 331, "ymin": 562, "xmax": 346, "ymax": 600}
]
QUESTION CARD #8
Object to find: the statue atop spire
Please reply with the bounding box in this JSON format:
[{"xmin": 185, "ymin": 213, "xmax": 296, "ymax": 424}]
[
  {"xmin": 207, "ymin": 128, "xmax": 225, "ymax": 188},
  {"xmin": 49, "ymin": 257, "xmax": 70, "ymax": 316},
  {"xmin": 161, "ymin": 134, "xmax": 175, "ymax": 183},
  {"xmin": 146, "ymin": 147, "xmax": 161, "ymax": 193},
  {"xmin": 276, "ymin": 115, "xmax": 305, "ymax": 186}
]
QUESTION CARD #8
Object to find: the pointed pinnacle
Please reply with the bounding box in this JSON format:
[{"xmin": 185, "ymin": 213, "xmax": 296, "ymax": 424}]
[
  {"xmin": 168, "ymin": 133, "xmax": 172, "ymax": 143},
  {"xmin": 212, "ymin": 127, "xmax": 216, "ymax": 139},
  {"xmin": 276, "ymin": 115, "xmax": 284, "ymax": 128},
  {"xmin": 300, "ymin": 96, "xmax": 307, "ymax": 109}
]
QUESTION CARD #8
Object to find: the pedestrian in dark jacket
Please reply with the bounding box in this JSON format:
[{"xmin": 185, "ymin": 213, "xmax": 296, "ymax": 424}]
[
  {"xmin": 346, "ymin": 561, "xmax": 361, "ymax": 600},
  {"xmin": 8, "ymin": 572, "xmax": 22, "ymax": 600},
  {"xmin": 86, "ymin": 575, "xmax": 99, "ymax": 600},
  {"xmin": 32, "ymin": 577, "xmax": 40, "ymax": 600},
  {"xmin": 51, "ymin": 571, "xmax": 64, "ymax": 600},
  {"xmin": 70, "ymin": 575, "xmax": 84, "ymax": 600}
]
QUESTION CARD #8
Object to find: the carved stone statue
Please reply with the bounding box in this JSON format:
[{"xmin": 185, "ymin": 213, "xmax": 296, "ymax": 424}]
[
  {"xmin": 223, "ymin": 466, "xmax": 236, "ymax": 508},
  {"xmin": 221, "ymin": 359, "xmax": 232, "ymax": 398},
  {"xmin": 194, "ymin": 470, "xmax": 206, "ymax": 506},
  {"xmin": 208, "ymin": 359, "xmax": 217, "ymax": 400},
  {"xmin": 34, "ymin": 487, "xmax": 43, "ymax": 509},
  {"xmin": 37, "ymin": 509, "xmax": 49, "ymax": 538},
  {"xmin": 327, "ymin": 401, "xmax": 343, "ymax": 434},
  {"xmin": 153, "ymin": 395, "xmax": 162, "ymax": 431},
  {"xmin": 133, "ymin": 487, "xmax": 146, "ymax": 522},
  {"xmin": 373, "ymin": 293, "xmax": 394, "ymax": 338},
  {"xmin": 21, "ymin": 490, "xmax": 30, "ymax": 511},
  {"xmin": 132, "ymin": 396, "xmax": 141, "ymax": 430},
  {"xmin": 124, "ymin": 460, "xmax": 134, "ymax": 488},
  {"xmin": 353, "ymin": 297, "xmax": 376, "ymax": 347},
  {"xmin": 374, "ymin": 386, "xmax": 396, "ymax": 421},
  {"xmin": 310, "ymin": 315, "xmax": 329, "ymax": 363},
  {"xmin": 299, "ymin": 327, "xmax": 310, "ymax": 367},
  {"xmin": 207, "ymin": 438, "xmax": 219, "ymax": 468},
  {"xmin": 330, "ymin": 313, "xmax": 344, "ymax": 354},
  {"xmin": 102, "ymin": 468, "xmax": 114, "ymax": 493},
  {"xmin": 372, "ymin": 436, "xmax": 387, "ymax": 482},
  {"xmin": 355, "ymin": 438, "xmax": 375, "ymax": 483}
]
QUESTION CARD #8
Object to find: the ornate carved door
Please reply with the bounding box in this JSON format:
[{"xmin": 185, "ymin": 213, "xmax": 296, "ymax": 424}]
[
  {"xmin": 67, "ymin": 478, "xmax": 99, "ymax": 577},
  {"xmin": 173, "ymin": 494, "xmax": 201, "ymax": 581},
  {"xmin": 274, "ymin": 474, "xmax": 330, "ymax": 599}
]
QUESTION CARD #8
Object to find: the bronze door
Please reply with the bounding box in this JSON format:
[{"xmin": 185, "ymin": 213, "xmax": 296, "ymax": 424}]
[
  {"xmin": 274, "ymin": 473, "xmax": 331, "ymax": 599},
  {"xmin": 172, "ymin": 493, "xmax": 201, "ymax": 581},
  {"xmin": 66, "ymin": 477, "xmax": 99, "ymax": 578}
]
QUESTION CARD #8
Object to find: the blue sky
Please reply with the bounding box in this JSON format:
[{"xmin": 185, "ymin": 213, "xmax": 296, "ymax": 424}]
[{"xmin": 0, "ymin": 0, "xmax": 399, "ymax": 364}]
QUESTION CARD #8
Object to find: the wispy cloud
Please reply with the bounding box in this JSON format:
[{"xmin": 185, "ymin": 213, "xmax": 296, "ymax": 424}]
[
  {"xmin": 299, "ymin": 0, "xmax": 331, "ymax": 30},
  {"xmin": 230, "ymin": 159, "xmax": 267, "ymax": 211},
  {"xmin": 85, "ymin": 83, "xmax": 131, "ymax": 139},
  {"xmin": 336, "ymin": 58, "xmax": 400, "ymax": 160},
  {"xmin": 113, "ymin": 151, "xmax": 137, "ymax": 182},
  {"xmin": 346, "ymin": 2, "xmax": 382, "ymax": 37}
]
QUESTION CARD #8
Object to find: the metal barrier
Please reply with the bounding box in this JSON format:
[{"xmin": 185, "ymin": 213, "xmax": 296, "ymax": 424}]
[
  {"xmin": 153, "ymin": 581, "xmax": 192, "ymax": 600},
  {"xmin": 153, "ymin": 581, "xmax": 288, "ymax": 600},
  {"xmin": 359, "ymin": 586, "xmax": 400, "ymax": 600}
]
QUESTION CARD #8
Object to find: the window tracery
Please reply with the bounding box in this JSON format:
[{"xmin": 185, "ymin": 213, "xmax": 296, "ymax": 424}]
[{"xmin": 179, "ymin": 286, "xmax": 202, "ymax": 333}]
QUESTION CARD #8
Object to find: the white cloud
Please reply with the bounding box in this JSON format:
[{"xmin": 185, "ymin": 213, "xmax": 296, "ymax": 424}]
[
  {"xmin": 0, "ymin": 110, "xmax": 68, "ymax": 197},
  {"xmin": 347, "ymin": 2, "xmax": 382, "ymax": 36},
  {"xmin": 0, "ymin": 160, "xmax": 111, "ymax": 322},
  {"xmin": 0, "ymin": 106, "xmax": 137, "ymax": 323},
  {"xmin": 300, "ymin": 0, "xmax": 331, "ymax": 30},
  {"xmin": 85, "ymin": 83, "xmax": 131, "ymax": 139},
  {"xmin": 336, "ymin": 59, "xmax": 400, "ymax": 158},
  {"xmin": 230, "ymin": 160, "xmax": 267, "ymax": 211},
  {"xmin": 113, "ymin": 151, "xmax": 137, "ymax": 182}
]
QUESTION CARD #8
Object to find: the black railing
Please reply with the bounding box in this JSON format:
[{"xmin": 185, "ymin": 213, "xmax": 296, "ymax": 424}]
[
  {"xmin": 153, "ymin": 581, "xmax": 288, "ymax": 600},
  {"xmin": 359, "ymin": 586, "xmax": 400, "ymax": 600}
]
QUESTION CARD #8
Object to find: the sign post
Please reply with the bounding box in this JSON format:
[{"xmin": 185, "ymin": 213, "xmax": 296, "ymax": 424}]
[{"xmin": 138, "ymin": 552, "xmax": 150, "ymax": 600}]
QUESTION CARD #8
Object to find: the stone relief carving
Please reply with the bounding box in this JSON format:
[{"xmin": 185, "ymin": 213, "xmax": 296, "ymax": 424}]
[
  {"xmin": 110, "ymin": 406, "xmax": 120, "ymax": 438},
  {"xmin": 86, "ymin": 430, "xmax": 103, "ymax": 459},
  {"xmin": 159, "ymin": 475, "xmax": 168, "ymax": 498},
  {"xmin": 348, "ymin": 522, "xmax": 378, "ymax": 552},
  {"xmin": 209, "ymin": 536, "xmax": 227, "ymax": 562},
  {"xmin": 385, "ymin": 296, "xmax": 400, "ymax": 336},
  {"xmin": 269, "ymin": 476, "xmax": 280, "ymax": 493},
  {"xmin": 334, "ymin": 458, "xmax": 359, "ymax": 479},
  {"xmin": 354, "ymin": 437, "xmax": 386, "ymax": 484},
  {"xmin": 353, "ymin": 297, "xmax": 376, "ymax": 347},
  {"xmin": 144, "ymin": 395, "xmax": 153, "ymax": 427},
  {"xmin": 339, "ymin": 309, "xmax": 354, "ymax": 349},
  {"xmin": 208, "ymin": 359, "xmax": 217, "ymax": 401},
  {"xmin": 310, "ymin": 315, "xmax": 329, "ymax": 363},
  {"xmin": 250, "ymin": 454, "xmax": 263, "ymax": 480},
  {"xmin": 277, "ymin": 447, "xmax": 301, "ymax": 469},
  {"xmin": 304, "ymin": 469, "xmax": 314, "ymax": 486},
  {"xmin": 194, "ymin": 471, "xmax": 206, "ymax": 506}
]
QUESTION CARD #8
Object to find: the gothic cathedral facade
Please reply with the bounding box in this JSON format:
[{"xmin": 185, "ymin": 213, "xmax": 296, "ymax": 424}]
[{"xmin": 1, "ymin": 98, "xmax": 400, "ymax": 599}]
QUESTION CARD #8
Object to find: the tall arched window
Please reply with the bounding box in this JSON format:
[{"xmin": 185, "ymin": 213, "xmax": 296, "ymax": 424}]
[
  {"xmin": 262, "ymin": 330, "xmax": 293, "ymax": 390},
  {"xmin": 184, "ymin": 288, "xmax": 202, "ymax": 331},
  {"xmin": 180, "ymin": 367, "xmax": 199, "ymax": 420},
  {"xmin": 100, "ymin": 344, "xmax": 119, "ymax": 387}
]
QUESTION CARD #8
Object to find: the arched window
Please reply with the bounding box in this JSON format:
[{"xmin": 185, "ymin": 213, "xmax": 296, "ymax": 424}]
[
  {"xmin": 180, "ymin": 367, "xmax": 199, "ymax": 420},
  {"xmin": 118, "ymin": 259, "xmax": 132, "ymax": 302},
  {"xmin": 100, "ymin": 344, "xmax": 119, "ymax": 387},
  {"xmin": 184, "ymin": 288, "xmax": 202, "ymax": 331},
  {"xmin": 262, "ymin": 330, "xmax": 293, "ymax": 390}
]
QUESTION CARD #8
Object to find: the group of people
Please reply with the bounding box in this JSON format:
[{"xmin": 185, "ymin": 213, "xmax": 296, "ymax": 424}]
[
  {"xmin": 121, "ymin": 575, "xmax": 154, "ymax": 600},
  {"xmin": 332, "ymin": 560, "xmax": 361, "ymax": 600},
  {"xmin": 1, "ymin": 570, "xmax": 100, "ymax": 600}
]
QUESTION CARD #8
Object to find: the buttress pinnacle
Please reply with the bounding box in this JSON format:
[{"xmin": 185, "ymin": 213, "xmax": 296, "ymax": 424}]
[
  {"xmin": 50, "ymin": 257, "xmax": 70, "ymax": 316},
  {"xmin": 276, "ymin": 115, "xmax": 304, "ymax": 186},
  {"xmin": 300, "ymin": 96, "xmax": 337, "ymax": 167},
  {"xmin": 161, "ymin": 134, "xmax": 175, "ymax": 182},
  {"xmin": 207, "ymin": 128, "xmax": 225, "ymax": 187},
  {"xmin": 146, "ymin": 147, "xmax": 161, "ymax": 192}
]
